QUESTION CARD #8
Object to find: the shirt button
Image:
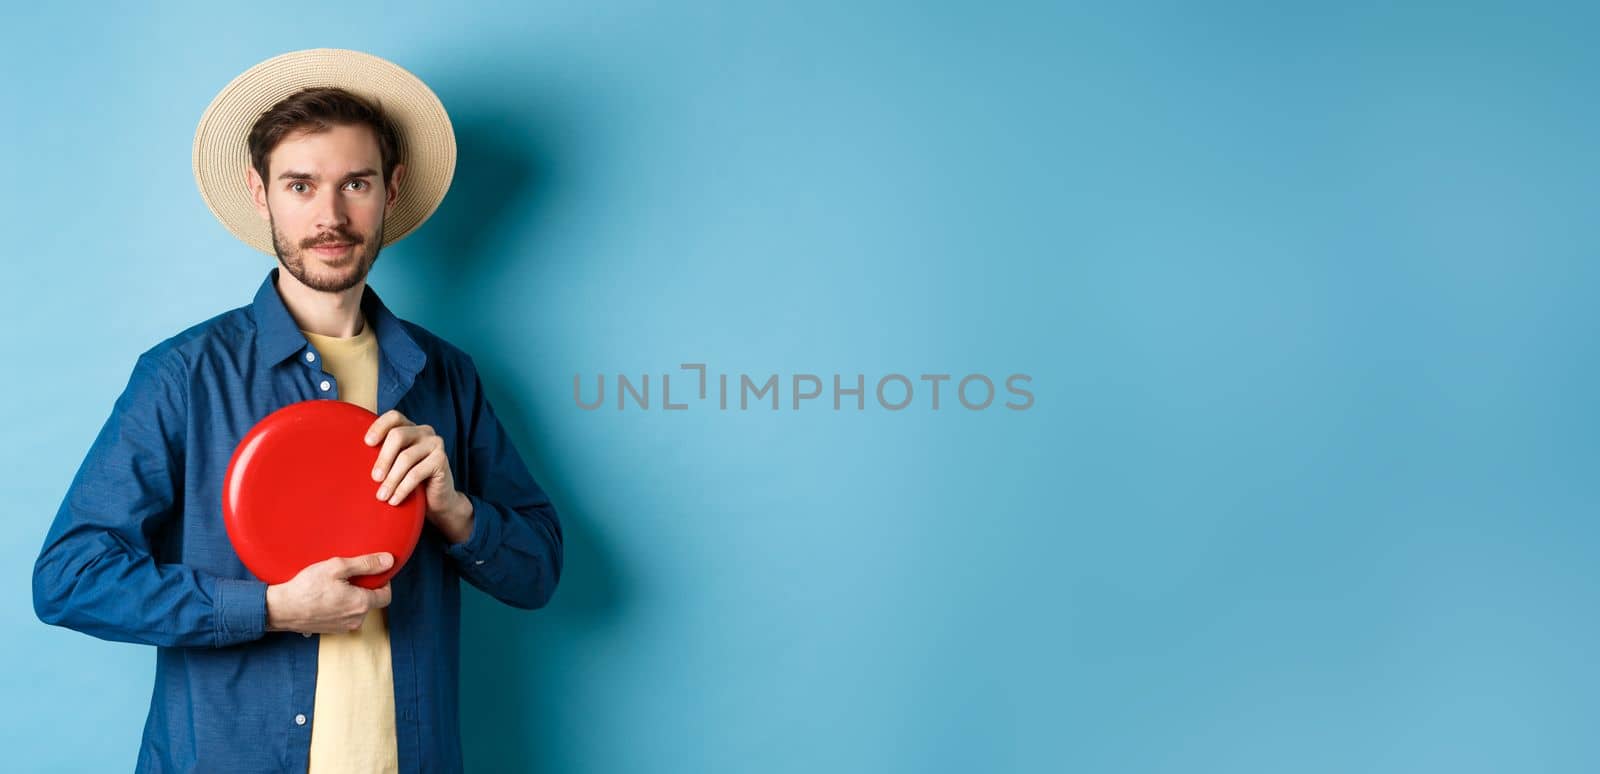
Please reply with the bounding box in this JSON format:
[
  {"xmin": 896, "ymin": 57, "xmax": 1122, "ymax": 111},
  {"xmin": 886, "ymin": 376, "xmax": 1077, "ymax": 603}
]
[
  {"xmin": 302, "ymin": 632, "xmax": 312, "ymax": 638},
  {"xmin": 305, "ymin": 351, "xmax": 316, "ymax": 362},
  {"xmin": 295, "ymin": 714, "xmax": 307, "ymax": 726},
  {"xmin": 319, "ymin": 380, "xmax": 331, "ymax": 391}
]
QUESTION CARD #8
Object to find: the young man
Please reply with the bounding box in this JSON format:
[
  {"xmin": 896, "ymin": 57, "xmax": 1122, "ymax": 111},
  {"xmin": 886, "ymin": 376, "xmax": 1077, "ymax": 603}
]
[{"xmin": 31, "ymin": 49, "xmax": 563, "ymax": 774}]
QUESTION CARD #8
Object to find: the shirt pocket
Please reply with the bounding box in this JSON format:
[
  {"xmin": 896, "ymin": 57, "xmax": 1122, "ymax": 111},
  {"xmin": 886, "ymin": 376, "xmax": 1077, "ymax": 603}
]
[{"xmin": 183, "ymin": 643, "xmax": 295, "ymax": 772}]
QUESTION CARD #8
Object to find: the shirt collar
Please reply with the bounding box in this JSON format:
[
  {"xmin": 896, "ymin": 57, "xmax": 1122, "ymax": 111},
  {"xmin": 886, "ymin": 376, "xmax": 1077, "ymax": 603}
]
[{"xmin": 250, "ymin": 266, "xmax": 425, "ymax": 376}]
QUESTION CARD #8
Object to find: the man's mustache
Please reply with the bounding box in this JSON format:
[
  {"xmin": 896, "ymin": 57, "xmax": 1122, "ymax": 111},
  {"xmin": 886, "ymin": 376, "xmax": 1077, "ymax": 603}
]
[{"xmin": 303, "ymin": 234, "xmax": 362, "ymax": 249}]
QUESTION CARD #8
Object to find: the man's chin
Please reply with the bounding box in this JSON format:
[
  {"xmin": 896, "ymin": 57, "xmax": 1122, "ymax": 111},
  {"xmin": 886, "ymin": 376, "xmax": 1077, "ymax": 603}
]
[{"xmin": 287, "ymin": 257, "xmax": 370, "ymax": 293}]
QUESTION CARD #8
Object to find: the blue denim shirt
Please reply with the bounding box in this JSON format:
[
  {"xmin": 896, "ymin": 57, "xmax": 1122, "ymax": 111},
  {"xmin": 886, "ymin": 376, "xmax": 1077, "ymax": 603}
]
[{"xmin": 32, "ymin": 266, "xmax": 563, "ymax": 773}]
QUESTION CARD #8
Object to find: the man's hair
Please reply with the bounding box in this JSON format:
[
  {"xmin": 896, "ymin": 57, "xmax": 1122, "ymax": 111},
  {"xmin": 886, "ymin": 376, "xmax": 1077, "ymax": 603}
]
[{"xmin": 247, "ymin": 86, "xmax": 403, "ymax": 189}]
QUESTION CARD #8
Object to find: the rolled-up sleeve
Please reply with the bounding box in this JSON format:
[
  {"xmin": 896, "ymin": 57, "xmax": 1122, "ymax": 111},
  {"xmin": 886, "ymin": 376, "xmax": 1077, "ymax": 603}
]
[
  {"xmin": 32, "ymin": 350, "xmax": 268, "ymax": 648},
  {"xmin": 442, "ymin": 355, "xmax": 564, "ymax": 610}
]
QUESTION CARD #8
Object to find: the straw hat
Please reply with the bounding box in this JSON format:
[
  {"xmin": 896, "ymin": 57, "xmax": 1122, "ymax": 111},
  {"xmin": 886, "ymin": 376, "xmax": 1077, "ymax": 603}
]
[{"xmin": 192, "ymin": 48, "xmax": 456, "ymax": 256}]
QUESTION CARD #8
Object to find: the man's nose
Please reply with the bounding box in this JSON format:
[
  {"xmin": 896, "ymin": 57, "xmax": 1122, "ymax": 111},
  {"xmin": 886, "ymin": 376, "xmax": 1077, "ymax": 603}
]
[{"xmin": 314, "ymin": 187, "xmax": 349, "ymax": 231}]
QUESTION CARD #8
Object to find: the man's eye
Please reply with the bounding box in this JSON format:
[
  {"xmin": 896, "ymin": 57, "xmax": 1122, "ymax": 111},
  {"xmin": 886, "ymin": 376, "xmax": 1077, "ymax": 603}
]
[
  {"xmin": 346, "ymin": 180, "xmax": 367, "ymax": 191},
  {"xmin": 289, "ymin": 182, "xmax": 309, "ymax": 193}
]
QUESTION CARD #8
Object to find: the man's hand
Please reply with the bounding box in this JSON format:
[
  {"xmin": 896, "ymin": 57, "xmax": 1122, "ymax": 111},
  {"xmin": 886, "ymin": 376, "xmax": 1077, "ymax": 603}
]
[
  {"xmin": 266, "ymin": 553, "xmax": 394, "ymax": 634},
  {"xmin": 365, "ymin": 409, "xmax": 475, "ymax": 543}
]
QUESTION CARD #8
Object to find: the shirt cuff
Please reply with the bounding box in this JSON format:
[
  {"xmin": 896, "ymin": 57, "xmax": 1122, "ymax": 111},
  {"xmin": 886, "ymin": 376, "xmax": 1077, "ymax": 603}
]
[
  {"xmin": 443, "ymin": 492, "xmax": 502, "ymax": 567},
  {"xmin": 215, "ymin": 576, "xmax": 268, "ymax": 647}
]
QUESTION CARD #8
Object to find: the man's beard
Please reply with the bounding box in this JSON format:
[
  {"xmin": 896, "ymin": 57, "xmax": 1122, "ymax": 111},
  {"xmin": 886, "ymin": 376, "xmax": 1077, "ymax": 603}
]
[{"xmin": 270, "ymin": 211, "xmax": 385, "ymax": 294}]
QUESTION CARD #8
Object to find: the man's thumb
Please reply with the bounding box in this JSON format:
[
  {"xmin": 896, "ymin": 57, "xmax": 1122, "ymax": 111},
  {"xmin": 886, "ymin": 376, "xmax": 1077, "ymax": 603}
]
[{"xmin": 337, "ymin": 552, "xmax": 393, "ymax": 577}]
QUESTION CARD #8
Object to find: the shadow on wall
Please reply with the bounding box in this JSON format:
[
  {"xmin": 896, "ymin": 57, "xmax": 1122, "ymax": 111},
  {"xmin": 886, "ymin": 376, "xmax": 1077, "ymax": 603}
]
[{"xmin": 403, "ymin": 101, "xmax": 627, "ymax": 772}]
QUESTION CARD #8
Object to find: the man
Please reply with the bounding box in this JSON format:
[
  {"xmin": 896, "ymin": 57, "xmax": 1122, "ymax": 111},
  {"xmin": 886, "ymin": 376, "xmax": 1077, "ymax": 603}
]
[{"xmin": 31, "ymin": 49, "xmax": 562, "ymax": 774}]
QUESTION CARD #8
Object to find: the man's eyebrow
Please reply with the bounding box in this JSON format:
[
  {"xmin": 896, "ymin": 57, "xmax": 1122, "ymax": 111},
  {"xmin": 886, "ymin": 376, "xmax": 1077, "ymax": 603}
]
[{"xmin": 275, "ymin": 168, "xmax": 380, "ymax": 181}]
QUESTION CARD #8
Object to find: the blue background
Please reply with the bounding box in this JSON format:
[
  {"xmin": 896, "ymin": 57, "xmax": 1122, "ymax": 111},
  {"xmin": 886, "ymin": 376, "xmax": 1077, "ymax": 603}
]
[{"xmin": 3, "ymin": 1, "xmax": 1597, "ymax": 771}]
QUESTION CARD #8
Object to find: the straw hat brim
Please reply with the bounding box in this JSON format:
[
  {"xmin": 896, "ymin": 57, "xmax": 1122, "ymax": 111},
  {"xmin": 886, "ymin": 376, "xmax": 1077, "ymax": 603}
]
[{"xmin": 192, "ymin": 48, "xmax": 456, "ymax": 257}]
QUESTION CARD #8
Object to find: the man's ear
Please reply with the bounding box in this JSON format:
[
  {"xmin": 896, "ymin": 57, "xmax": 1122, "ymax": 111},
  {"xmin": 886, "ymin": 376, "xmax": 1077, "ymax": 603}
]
[
  {"xmin": 246, "ymin": 164, "xmax": 270, "ymax": 221},
  {"xmin": 385, "ymin": 163, "xmax": 406, "ymax": 212}
]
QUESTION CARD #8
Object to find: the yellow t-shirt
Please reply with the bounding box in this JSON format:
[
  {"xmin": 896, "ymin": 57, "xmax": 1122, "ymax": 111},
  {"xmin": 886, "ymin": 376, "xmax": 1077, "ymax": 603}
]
[{"xmin": 299, "ymin": 318, "xmax": 399, "ymax": 774}]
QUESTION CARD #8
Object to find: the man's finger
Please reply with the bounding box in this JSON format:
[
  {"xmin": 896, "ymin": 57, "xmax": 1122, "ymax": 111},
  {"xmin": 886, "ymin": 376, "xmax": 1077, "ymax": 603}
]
[
  {"xmin": 371, "ymin": 425, "xmax": 426, "ymax": 482},
  {"xmin": 363, "ymin": 409, "xmax": 413, "ymax": 447},
  {"xmin": 377, "ymin": 438, "xmax": 435, "ymax": 500},
  {"xmin": 387, "ymin": 447, "xmax": 442, "ymax": 506},
  {"xmin": 369, "ymin": 583, "xmax": 393, "ymax": 609}
]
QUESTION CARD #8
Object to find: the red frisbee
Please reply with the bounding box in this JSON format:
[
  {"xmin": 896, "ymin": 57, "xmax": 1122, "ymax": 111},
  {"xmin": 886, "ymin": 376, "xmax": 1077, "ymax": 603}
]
[{"xmin": 223, "ymin": 399, "xmax": 425, "ymax": 590}]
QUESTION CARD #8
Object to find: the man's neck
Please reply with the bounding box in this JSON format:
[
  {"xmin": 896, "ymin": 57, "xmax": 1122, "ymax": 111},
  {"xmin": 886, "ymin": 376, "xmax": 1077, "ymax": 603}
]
[{"xmin": 276, "ymin": 269, "xmax": 367, "ymax": 338}]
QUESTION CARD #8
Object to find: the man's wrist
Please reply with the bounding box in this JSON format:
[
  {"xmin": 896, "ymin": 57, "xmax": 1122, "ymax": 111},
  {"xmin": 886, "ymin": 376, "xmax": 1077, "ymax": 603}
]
[
  {"xmin": 443, "ymin": 492, "xmax": 476, "ymax": 545},
  {"xmin": 265, "ymin": 584, "xmax": 283, "ymax": 632}
]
